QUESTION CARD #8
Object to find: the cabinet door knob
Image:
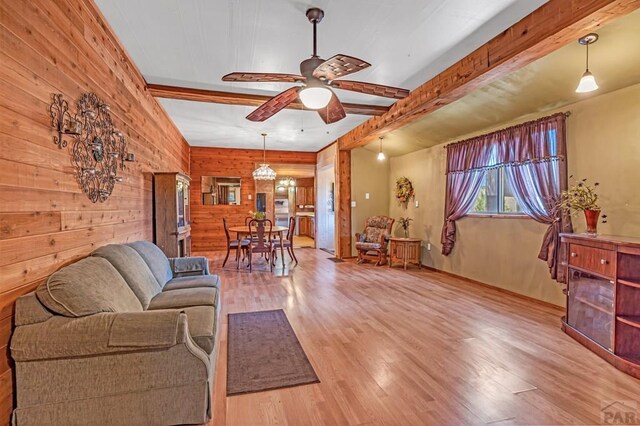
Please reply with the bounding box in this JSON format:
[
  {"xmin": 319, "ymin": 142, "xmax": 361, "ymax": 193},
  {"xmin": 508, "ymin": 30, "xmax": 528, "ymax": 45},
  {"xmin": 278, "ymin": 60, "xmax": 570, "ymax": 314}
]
[
  {"xmin": 570, "ymin": 252, "xmax": 577, "ymax": 258},
  {"xmin": 600, "ymin": 259, "xmax": 608, "ymax": 265}
]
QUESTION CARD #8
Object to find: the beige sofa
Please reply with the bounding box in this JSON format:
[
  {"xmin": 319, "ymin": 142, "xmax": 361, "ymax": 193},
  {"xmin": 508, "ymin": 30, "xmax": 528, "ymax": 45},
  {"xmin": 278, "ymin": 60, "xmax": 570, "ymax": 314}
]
[{"xmin": 10, "ymin": 241, "xmax": 221, "ymax": 426}]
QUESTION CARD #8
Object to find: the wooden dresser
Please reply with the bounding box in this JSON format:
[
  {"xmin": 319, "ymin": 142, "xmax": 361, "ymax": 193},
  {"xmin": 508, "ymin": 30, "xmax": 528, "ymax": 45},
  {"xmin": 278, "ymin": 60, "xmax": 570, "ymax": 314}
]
[
  {"xmin": 153, "ymin": 172, "xmax": 191, "ymax": 258},
  {"xmin": 560, "ymin": 233, "xmax": 640, "ymax": 379}
]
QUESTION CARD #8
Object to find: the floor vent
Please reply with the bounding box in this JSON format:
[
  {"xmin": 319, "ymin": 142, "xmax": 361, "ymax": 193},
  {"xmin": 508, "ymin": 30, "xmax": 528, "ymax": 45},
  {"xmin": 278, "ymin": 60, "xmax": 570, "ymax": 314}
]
[{"xmin": 327, "ymin": 257, "xmax": 344, "ymax": 263}]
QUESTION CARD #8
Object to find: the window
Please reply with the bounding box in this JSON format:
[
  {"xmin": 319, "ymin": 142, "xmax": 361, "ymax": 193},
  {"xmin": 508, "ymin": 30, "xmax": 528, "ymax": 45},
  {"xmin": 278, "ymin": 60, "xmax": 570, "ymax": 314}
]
[{"xmin": 470, "ymin": 167, "xmax": 523, "ymax": 215}]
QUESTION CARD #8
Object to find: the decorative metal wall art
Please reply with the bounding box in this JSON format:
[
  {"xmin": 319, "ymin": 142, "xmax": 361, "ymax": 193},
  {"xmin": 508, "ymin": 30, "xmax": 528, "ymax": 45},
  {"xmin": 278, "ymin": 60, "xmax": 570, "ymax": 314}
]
[
  {"xmin": 49, "ymin": 94, "xmax": 82, "ymax": 148},
  {"xmin": 49, "ymin": 92, "xmax": 134, "ymax": 203}
]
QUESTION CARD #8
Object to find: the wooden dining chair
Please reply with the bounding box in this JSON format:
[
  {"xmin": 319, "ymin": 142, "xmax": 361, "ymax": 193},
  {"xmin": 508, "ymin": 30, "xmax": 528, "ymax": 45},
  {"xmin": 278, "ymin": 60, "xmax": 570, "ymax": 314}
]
[
  {"xmin": 246, "ymin": 219, "xmax": 274, "ymax": 272},
  {"xmin": 245, "ymin": 216, "xmax": 263, "ymax": 244},
  {"xmin": 222, "ymin": 217, "xmax": 248, "ymax": 267},
  {"xmin": 271, "ymin": 216, "xmax": 298, "ymax": 265}
]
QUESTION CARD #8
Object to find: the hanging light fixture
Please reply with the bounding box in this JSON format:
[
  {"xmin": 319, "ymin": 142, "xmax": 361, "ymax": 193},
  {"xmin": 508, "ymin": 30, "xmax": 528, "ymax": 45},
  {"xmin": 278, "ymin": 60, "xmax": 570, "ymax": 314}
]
[
  {"xmin": 377, "ymin": 136, "xmax": 386, "ymax": 161},
  {"xmin": 299, "ymin": 82, "xmax": 332, "ymax": 109},
  {"xmin": 253, "ymin": 133, "xmax": 277, "ymax": 181},
  {"xmin": 279, "ymin": 176, "xmax": 296, "ymax": 187},
  {"xmin": 576, "ymin": 33, "xmax": 599, "ymax": 93}
]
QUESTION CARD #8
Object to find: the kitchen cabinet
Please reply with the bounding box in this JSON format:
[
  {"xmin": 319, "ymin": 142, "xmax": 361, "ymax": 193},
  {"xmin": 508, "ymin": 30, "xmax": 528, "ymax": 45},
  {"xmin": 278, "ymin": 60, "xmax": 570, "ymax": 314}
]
[
  {"xmin": 295, "ymin": 185, "xmax": 315, "ymax": 206},
  {"xmin": 297, "ymin": 216, "xmax": 315, "ymax": 239}
]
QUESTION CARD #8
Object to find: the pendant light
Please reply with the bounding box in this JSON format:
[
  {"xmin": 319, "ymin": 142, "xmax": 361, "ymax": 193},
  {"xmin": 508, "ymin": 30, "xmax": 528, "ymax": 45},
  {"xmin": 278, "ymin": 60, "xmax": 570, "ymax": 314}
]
[
  {"xmin": 253, "ymin": 133, "xmax": 277, "ymax": 180},
  {"xmin": 377, "ymin": 136, "xmax": 386, "ymax": 161},
  {"xmin": 575, "ymin": 33, "xmax": 599, "ymax": 93}
]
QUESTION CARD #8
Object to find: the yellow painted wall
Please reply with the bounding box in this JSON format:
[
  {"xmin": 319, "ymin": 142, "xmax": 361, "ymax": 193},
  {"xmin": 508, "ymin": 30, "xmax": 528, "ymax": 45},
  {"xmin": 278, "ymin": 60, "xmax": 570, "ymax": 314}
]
[
  {"xmin": 387, "ymin": 83, "xmax": 640, "ymax": 306},
  {"xmin": 351, "ymin": 148, "xmax": 391, "ymax": 256}
]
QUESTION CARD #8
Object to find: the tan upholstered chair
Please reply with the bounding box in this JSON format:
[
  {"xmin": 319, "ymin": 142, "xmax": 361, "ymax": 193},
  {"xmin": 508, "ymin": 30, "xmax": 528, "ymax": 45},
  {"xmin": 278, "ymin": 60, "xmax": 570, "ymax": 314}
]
[{"xmin": 355, "ymin": 216, "xmax": 395, "ymax": 266}]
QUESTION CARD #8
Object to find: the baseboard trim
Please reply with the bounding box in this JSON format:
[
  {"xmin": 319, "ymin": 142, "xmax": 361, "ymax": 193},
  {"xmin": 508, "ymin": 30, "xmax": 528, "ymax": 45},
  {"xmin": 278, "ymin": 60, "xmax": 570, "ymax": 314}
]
[{"xmin": 419, "ymin": 265, "xmax": 564, "ymax": 311}]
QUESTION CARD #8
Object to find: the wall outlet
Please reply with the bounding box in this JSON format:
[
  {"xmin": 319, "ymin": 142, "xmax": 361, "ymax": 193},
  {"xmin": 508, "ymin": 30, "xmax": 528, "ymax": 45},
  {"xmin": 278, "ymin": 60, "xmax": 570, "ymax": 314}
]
[
  {"xmin": 351, "ymin": 201, "xmax": 357, "ymax": 208},
  {"xmin": 365, "ymin": 192, "xmax": 370, "ymax": 200},
  {"xmin": 415, "ymin": 200, "xmax": 419, "ymax": 208},
  {"xmin": 427, "ymin": 243, "xmax": 431, "ymax": 251}
]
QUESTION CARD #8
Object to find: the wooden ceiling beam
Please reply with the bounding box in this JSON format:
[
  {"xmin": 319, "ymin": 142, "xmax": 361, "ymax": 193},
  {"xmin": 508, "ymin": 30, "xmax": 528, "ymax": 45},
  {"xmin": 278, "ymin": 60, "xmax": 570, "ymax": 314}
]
[
  {"xmin": 146, "ymin": 83, "xmax": 389, "ymax": 116},
  {"xmin": 337, "ymin": 0, "xmax": 640, "ymax": 150}
]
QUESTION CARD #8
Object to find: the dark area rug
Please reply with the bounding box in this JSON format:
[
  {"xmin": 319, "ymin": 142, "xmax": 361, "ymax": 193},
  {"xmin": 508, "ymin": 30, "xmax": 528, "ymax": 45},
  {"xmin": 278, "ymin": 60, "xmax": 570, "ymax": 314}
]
[{"xmin": 226, "ymin": 309, "xmax": 320, "ymax": 396}]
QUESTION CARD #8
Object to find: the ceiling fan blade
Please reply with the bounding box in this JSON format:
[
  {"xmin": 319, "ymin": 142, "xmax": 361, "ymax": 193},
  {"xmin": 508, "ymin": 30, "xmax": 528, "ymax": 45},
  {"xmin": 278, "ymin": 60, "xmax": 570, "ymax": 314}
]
[
  {"xmin": 246, "ymin": 87, "xmax": 300, "ymax": 122},
  {"xmin": 317, "ymin": 93, "xmax": 346, "ymax": 124},
  {"xmin": 312, "ymin": 54, "xmax": 371, "ymax": 81},
  {"xmin": 330, "ymin": 80, "xmax": 409, "ymax": 99},
  {"xmin": 222, "ymin": 72, "xmax": 306, "ymax": 83}
]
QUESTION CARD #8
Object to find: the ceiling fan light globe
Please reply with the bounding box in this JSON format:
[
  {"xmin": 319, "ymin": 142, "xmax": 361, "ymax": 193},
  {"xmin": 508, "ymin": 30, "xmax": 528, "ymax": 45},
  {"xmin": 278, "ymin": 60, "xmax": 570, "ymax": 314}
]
[
  {"xmin": 299, "ymin": 86, "xmax": 332, "ymax": 109},
  {"xmin": 576, "ymin": 71, "xmax": 598, "ymax": 93}
]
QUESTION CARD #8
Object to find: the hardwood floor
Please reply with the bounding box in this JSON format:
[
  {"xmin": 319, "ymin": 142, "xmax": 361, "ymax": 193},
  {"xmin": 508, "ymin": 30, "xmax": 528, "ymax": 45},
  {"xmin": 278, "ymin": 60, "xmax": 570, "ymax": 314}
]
[{"xmin": 200, "ymin": 248, "xmax": 640, "ymax": 425}]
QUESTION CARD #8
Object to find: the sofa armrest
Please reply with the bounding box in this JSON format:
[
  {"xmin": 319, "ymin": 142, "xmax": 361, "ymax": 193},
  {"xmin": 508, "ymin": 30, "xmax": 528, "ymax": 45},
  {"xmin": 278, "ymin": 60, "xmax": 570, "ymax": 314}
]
[
  {"xmin": 11, "ymin": 310, "xmax": 190, "ymax": 362},
  {"xmin": 169, "ymin": 256, "xmax": 210, "ymax": 277}
]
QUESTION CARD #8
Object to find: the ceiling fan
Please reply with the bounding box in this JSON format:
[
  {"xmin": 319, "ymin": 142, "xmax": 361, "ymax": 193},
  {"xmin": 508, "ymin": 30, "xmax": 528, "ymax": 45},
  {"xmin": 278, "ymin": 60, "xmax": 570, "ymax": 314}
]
[{"xmin": 222, "ymin": 7, "xmax": 410, "ymax": 124}]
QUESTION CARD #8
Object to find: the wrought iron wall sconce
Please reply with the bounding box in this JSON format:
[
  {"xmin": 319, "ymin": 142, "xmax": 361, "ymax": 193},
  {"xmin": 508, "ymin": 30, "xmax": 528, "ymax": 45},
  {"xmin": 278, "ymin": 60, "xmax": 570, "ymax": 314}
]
[
  {"xmin": 49, "ymin": 94, "xmax": 82, "ymax": 148},
  {"xmin": 49, "ymin": 92, "xmax": 136, "ymax": 203}
]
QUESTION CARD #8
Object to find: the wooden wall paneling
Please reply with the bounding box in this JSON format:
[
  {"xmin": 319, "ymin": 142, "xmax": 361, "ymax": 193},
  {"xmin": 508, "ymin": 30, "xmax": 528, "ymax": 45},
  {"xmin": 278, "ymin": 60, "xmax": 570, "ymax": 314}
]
[
  {"xmin": 336, "ymin": 0, "xmax": 640, "ymax": 151},
  {"xmin": 0, "ymin": 0, "xmax": 190, "ymax": 422},
  {"xmin": 336, "ymin": 149, "xmax": 352, "ymax": 258},
  {"xmin": 0, "ymin": 371, "xmax": 12, "ymax": 426},
  {"xmin": 190, "ymin": 147, "xmax": 316, "ymax": 252}
]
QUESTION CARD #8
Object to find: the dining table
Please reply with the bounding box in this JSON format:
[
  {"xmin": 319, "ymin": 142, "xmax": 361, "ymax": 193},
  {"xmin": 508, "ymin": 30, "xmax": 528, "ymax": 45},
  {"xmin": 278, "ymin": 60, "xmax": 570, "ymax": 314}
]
[{"xmin": 228, "ymin": 225, "xmax": 289, "ymax": 269}]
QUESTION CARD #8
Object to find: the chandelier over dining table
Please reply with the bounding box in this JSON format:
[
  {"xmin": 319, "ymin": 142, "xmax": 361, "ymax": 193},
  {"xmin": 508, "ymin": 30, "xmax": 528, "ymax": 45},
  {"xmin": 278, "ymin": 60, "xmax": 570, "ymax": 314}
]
[{"xmin": 252, "ymin": 132, "xmax": 277, "ymax": 181}]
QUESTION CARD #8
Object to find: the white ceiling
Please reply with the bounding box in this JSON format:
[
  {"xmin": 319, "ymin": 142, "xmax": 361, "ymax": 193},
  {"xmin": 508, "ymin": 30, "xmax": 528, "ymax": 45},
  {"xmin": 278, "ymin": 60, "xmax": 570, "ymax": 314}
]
[{"xmin": 96, "ymin": 0, "xmax": 547, "ymax": 151}]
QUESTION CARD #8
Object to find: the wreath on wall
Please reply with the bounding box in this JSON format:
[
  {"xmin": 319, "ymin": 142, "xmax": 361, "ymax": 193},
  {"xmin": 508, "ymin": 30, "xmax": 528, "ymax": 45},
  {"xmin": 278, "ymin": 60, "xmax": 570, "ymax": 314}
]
[{"xmin": 395, "ymin": 176, "xmax": 415, "ymax": 206}]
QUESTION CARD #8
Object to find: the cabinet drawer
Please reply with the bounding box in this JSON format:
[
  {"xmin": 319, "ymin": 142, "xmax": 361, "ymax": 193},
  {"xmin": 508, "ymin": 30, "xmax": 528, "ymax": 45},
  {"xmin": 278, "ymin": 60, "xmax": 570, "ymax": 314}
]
[{"xmin": 569, "ymin": 243, "xmax": 616, "ymax": 278}]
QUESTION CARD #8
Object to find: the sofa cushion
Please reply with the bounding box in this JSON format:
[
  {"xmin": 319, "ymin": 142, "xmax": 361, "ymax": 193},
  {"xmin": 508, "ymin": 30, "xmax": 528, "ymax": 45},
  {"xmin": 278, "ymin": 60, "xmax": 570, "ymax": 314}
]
[
  {"xmin": 92, "ymin": 244, "xmax": 163, "ymax": 308},
  {"xmin": 127, "ymin": 241, "xmax": 173, "ymax": 287},
  {"xmin": 163, "ymin": 275, "xmax": 221, "ymax": 291},
  {"xmin": 182, "ymin": 306, "xmax": 217, "ymax": 354},
  {"xmin": 147, "ymin": 288, "xmax": 218, "ymax": 310},
  {"xmin": 36, "ymin": 257, "xmax": 142, "ymax": 317}
]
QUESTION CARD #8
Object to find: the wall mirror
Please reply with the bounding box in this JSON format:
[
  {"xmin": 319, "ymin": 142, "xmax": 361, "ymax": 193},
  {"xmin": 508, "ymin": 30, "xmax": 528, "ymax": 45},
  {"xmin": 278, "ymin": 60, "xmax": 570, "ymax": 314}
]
[{"xmin": 201, "ymin": 176, "xmax": 241, "ymax": 205}]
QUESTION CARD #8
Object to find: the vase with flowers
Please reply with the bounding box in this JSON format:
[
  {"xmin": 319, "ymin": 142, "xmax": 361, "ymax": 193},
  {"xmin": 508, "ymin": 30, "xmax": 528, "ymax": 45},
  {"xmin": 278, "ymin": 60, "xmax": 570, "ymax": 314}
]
[
  {"xmin": 556, "ymin": 177, "xmax": 607, "ymax": 235},
  {"xmin": 248, "ymin": 210, "xmax": 266, "ymax": 221},
  {"xmin": 398, "ymin": 217, "xmax": 413, "ymax": 238}
]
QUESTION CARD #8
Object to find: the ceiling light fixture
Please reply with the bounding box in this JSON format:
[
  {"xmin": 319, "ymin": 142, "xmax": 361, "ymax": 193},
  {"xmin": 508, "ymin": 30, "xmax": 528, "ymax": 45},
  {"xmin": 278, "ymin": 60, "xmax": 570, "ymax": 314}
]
[
  {"xmin": 299, "ymin": 83, "xmax": 332, "ymax": 109},
  {"xmin": 279, "ymin": 177, "xmax": 296, "ymax": 187},
  {"xmin": 253, "ymin": 133, "xmax": 277, "ymax": 181},
  {"xmin": 576, "ymin": 33, "xmax": 599, "ymax": 93},
  {"xmin": 377, "ymin": 137, "xmax": 386, "ymax": 161}
]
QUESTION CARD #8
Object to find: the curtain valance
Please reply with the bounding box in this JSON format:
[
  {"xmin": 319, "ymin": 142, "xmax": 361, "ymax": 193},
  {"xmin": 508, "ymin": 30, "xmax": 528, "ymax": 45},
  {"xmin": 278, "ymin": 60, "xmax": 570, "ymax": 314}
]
[{"xmin": 445, "ymin": 112, "xmax": 567, "ymax": 174}]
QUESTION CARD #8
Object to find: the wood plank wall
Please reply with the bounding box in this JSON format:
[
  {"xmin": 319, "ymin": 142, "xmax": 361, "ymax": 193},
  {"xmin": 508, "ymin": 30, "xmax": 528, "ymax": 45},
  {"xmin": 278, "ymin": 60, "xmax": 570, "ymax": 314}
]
[
  {"xmin": 190, "ymin": 147, "xmax": 316, "ymax": 252},
  {"xmin": 0, "ymin": 1, "xmax": 190, "ymax": 422}
]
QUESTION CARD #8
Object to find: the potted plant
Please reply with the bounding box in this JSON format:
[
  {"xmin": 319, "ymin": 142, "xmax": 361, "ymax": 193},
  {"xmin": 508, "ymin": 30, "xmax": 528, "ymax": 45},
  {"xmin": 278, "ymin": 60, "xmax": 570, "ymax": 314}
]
[
  {"xmin": 398, "ymin": 217, "xmax": 413, "ymax": 238},
  {"xmin": 556, "ymin": 177, "xmax": 607, "ymax": 234}
]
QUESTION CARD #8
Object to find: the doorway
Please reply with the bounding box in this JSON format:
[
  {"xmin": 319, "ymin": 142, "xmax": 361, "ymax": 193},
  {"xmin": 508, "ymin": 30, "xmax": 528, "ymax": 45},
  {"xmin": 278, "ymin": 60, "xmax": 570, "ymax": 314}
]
[
  {"xmin": 270, "ymin": 164, "xmax": 316, "ymax": 249},
  {"xmin": 316, "ymin": 164, "xmax": 335, "ymax": 254}
]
